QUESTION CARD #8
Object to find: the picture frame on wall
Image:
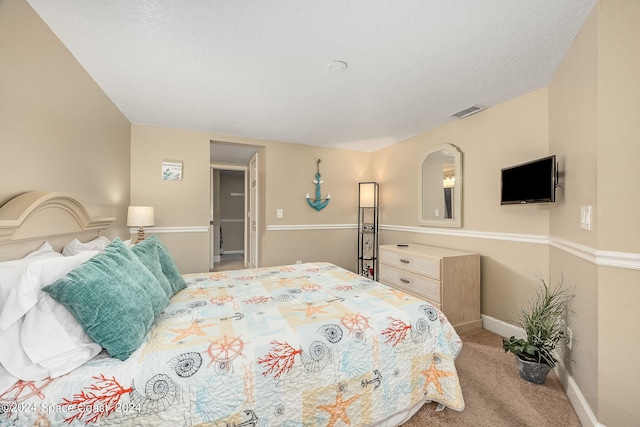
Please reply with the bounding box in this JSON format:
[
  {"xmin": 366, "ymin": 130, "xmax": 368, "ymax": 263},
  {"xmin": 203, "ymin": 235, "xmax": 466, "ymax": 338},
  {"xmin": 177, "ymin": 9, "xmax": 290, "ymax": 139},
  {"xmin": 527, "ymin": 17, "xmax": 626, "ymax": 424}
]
[{"xmin": 162, "ymin": 160, "xmax": 183, "ymax": 181}]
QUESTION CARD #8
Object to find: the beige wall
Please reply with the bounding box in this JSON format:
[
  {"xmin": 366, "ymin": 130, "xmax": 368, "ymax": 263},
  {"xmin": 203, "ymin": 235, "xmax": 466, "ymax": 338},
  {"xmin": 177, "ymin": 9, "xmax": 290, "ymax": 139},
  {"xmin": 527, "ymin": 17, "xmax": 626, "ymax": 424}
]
[
  {"xmin": 549, "ymin": 2, "xmax": 640, "ymax": 425},
  {"xmin": 0, "ymin": 0, "xmax": 131, "ymax": 235},
  {"xmin": 548, "ymin": 6, "xmax": 600, "ymax": 416},
  {"xmin": 595, "ymin": 1, "xmax": 640, "ymax": 424},
  {"xmin": 260, "ymin": 141, "xmax": 370, "ymax": 270},
  {"xmin": 130, "ymin": 125, "xmax": 370, "ymax": 273},
  {"xmin": 373, "ymin": 89, "xmax": 551, "ymax": 320},
  {"xmin": 597, "ymin": 0, "xmax": 640, "ymax": 254},
  {"xmin": 130, "ymin": 125, "xmax": 211, "ymax": 273},
  {"xmin": 375, "ymin": 89, "xmax": 551, "ymax": 235}
]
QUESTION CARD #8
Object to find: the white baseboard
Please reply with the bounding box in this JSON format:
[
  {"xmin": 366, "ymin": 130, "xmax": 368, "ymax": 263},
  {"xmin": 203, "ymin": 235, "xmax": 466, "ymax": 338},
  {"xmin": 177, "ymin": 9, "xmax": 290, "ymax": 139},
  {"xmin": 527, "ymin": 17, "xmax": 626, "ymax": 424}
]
[
  {"xmin": 481, "ymin": 314, "xmax": 603, "ymax": 427},
  {"xmin": 555, "ymin": 360, "xmax": 606, "ymax": 427},
  {"xmin": 480, "ymin": 314, "xmax": 525, "ymax": 340}
]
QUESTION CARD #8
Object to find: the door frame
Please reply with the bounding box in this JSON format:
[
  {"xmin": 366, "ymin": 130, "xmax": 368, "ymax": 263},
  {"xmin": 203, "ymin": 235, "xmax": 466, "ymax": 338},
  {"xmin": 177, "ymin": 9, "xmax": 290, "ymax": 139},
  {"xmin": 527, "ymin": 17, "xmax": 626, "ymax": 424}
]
[
  {"xmin": 249, "ymin": 153, "xmax": 258, "ymax": 268},
  {"xmin": 210, "ymin": 163, "xmax": 249, "ymax": 269}
]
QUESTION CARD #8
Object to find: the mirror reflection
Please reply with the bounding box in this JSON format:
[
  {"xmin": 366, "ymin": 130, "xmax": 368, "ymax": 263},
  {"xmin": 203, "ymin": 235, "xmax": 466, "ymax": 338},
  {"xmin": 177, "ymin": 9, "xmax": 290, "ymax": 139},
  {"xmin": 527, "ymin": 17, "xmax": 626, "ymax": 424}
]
[{"xmin": 420, "ymin": 144, "xmax": 462, "ymax": 227}]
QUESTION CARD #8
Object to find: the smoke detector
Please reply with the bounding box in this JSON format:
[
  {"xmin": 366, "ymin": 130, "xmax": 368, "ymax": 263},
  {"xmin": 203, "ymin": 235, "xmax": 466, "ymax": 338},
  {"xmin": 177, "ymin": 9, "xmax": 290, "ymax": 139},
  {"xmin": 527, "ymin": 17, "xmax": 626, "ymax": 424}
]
[{"xmin": 327, "ymin": 61, "xmax": 348, "ymax": 73}]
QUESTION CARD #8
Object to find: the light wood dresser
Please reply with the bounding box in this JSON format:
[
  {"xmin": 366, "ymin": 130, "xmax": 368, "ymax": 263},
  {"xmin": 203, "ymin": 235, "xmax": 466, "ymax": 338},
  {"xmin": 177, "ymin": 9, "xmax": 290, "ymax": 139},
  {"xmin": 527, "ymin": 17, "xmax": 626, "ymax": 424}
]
[{"xmin": 379, "ymin": 243, "xmax": 481, "ymax": 333}]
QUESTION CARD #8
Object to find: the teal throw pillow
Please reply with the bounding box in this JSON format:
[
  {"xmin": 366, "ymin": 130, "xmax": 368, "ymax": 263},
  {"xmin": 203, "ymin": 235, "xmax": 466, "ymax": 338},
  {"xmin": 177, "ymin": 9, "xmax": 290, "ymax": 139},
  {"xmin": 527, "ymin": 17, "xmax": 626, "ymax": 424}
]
[
  {"xmin": 130, "ymin": 237, "xmax": 173, "ymax": 299},
  {"xmin": 43, "ymin": 238, "xmax": 169, "ymax": 360},
  {"xmin": 153, "ymin": 237, "xmax": 186, "ymax": 295}
]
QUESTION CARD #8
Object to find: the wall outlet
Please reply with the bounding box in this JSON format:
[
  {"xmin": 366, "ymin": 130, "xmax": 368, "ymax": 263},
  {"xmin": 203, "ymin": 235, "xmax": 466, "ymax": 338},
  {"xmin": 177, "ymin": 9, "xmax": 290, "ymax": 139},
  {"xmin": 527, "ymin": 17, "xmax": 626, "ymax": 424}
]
[
  {"xmin": 296, "ymin": 260, "xmax": 302, "ymax": 264},
  {"xmin": 567, "ymin": 327, "xmax": 573, "ymax": 350}
]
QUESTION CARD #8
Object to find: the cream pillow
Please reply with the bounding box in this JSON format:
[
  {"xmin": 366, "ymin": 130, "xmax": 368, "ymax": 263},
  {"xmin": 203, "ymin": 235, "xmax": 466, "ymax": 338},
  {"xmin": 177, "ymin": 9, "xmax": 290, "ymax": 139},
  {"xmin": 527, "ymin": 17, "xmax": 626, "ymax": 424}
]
[{"xmin": 62, "ymin": 235, "xmax": 110, "ymax": 256}]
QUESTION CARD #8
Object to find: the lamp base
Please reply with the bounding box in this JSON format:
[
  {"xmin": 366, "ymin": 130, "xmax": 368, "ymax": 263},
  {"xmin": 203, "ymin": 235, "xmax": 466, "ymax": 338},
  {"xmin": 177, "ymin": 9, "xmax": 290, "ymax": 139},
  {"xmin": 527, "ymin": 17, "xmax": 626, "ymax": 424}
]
[{"xmin": 136, "ymin": 227, "xmax": 146, "ymax": 242}]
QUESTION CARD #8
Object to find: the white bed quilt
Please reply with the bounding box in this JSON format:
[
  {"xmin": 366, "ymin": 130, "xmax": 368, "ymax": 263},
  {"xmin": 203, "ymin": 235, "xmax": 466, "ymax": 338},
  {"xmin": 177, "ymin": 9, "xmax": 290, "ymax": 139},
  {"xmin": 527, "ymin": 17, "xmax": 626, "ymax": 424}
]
[{"xmin": 0, "ymin": 262, "xmax": 464, "ymax": 426}]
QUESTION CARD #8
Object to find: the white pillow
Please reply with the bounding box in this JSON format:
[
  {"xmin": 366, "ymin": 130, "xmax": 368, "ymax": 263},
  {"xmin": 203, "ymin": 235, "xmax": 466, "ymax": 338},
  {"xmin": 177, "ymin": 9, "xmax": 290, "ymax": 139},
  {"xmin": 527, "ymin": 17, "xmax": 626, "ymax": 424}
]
[
  {"xmin": 21, "ymin": 292, "xmax": 102, "ymax": 370},
  {"xmin": 0, "ymin": 252, "xmax": 102, "ymax": 383},
  {"xmin": 0, "ymin": 242, "xmax": 62, "ymax": 309},
  {"xmin": 22, "ymin": 241, "xmax": 58, "ymax": 258},
  {"xmin": 0, "ymin": 251, "xmax": 98, "ymax": 333},
  {"xmin": 0, "ymin": 316, "xmax": 101, "ymax": 382},
  {"xmin": 62, "ymin": 236, "xmax": 110, "ymax": 256},
  {"xmin": 0, "ymin": 320, "xmax": 50, "ymax": 380}
]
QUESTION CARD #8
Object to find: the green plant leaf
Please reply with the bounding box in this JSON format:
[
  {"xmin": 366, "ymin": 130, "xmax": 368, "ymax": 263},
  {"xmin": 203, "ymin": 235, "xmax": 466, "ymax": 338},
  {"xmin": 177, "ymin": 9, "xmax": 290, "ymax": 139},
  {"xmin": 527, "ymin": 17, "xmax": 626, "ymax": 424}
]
[{"xmin": 502, "ymin": 274, "xmax": 574, "ymax": 368}]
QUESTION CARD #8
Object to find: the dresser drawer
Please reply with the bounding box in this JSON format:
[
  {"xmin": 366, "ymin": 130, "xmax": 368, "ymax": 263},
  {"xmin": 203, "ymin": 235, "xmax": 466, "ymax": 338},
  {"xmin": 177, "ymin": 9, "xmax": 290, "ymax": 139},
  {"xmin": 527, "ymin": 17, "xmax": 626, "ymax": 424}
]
[
  {"xmin": 380, "ymin": 249, "xmax": 441, "ymax": 279},
  {"xmin": 379, "ymin": 264, "xmax": 441, "ymax": 302}
]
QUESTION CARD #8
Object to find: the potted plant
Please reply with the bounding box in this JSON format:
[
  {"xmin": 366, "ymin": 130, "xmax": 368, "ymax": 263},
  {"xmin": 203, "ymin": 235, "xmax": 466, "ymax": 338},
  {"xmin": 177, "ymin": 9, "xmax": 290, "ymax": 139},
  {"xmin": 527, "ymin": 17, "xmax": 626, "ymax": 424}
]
[{"xmin": 502, "ymin": 274, "xmax": 574, "ymax": 384}]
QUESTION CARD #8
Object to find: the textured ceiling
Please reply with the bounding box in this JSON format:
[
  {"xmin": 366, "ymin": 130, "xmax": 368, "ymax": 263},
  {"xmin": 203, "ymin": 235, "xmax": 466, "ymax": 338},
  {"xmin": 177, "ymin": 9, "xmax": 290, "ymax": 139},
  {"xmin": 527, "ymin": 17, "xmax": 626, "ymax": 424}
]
[{"xmin": 27, "ymin": 0, "xmax": 595, "ymax": 152}]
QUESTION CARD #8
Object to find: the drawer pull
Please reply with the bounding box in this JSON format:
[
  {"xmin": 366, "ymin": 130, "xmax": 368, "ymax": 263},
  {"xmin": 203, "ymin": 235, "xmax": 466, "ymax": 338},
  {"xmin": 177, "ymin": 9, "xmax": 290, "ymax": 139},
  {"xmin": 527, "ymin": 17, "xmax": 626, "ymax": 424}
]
[
  {"xmin": 400, "ymin": 278, "xmax": 410, "ymax": 284},
  {"xmin": 400, "ymin": 259, "xmax": 410, "ymax": 264}
]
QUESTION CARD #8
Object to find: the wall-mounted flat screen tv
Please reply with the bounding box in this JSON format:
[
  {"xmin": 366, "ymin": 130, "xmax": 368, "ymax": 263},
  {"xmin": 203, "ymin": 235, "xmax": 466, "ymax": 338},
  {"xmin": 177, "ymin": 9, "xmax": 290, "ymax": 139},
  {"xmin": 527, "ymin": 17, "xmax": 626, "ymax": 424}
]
[{"xmin": 501, "ymin": 155, "xmax": 557, "ymax": 205}]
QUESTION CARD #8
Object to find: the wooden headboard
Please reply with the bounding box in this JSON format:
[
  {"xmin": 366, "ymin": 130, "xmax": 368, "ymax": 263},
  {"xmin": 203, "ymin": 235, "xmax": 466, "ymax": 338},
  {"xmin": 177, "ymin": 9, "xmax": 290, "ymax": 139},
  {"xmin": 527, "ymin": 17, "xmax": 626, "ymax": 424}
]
[{"xmin": 0, "ymin": 192, "xmax": 115, "ymax": 261}]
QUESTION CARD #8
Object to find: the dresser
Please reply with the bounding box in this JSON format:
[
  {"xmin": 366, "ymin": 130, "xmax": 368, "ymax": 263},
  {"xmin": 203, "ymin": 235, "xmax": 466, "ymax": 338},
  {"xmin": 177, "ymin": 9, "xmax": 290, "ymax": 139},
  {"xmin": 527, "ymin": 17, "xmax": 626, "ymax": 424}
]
[{"xmin": 379, "ymin": 244, "xmax": 481, "ymax": 333}]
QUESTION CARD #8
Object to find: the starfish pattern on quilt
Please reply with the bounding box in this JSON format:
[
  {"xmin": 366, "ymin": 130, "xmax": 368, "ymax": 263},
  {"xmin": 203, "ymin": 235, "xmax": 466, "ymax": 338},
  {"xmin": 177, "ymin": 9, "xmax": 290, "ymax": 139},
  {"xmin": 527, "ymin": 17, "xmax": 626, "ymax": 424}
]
[
  {"xmin": 317, "ymin": 390, "xmax": 361, "ymax": 427},
  {"xmin": 388, "ymin": 289, "xmax": 408, "ymax": 300},
  {"xmin": 294, "ymin": 303, "xmax": 330, "ymax": 318},
  {"xmin": 169, "ymin": 320, "xmax": 216, "ymax": 342},
  {"xmin": 184, "ymin": 287, "xmax": 216, "ymax": 298},
  {"xmin": 421, "ymin": 358, "xmax": 455, "ymax": 395}
]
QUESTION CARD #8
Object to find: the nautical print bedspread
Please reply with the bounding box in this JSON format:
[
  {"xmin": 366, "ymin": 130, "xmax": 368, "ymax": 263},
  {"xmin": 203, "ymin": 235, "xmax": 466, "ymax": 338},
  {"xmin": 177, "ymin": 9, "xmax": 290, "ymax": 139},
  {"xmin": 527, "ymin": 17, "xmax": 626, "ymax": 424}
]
[{"xmin": 0, "ymin": 262, "xmax": 464, "ymax": 426}]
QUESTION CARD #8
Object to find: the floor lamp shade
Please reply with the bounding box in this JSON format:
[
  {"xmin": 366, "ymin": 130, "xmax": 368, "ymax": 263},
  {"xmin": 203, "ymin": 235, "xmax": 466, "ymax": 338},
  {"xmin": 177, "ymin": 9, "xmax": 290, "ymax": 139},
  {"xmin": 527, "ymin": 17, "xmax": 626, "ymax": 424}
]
[{"xmin": 359, "ymin": 182, "xmax": 378, "ymax": 208}]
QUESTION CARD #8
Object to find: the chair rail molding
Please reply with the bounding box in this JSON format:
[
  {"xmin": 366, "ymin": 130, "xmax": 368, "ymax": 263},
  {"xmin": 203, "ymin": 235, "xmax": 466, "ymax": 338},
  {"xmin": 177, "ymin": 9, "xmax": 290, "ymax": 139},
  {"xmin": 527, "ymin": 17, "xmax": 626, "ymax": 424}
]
[
  {"xmin": 265, "ymin": 223, "xmax": 640, "ymax": 271},
  {"xmin": 129, "ymin": 226, "xmax": 209, "ymax": 234}
]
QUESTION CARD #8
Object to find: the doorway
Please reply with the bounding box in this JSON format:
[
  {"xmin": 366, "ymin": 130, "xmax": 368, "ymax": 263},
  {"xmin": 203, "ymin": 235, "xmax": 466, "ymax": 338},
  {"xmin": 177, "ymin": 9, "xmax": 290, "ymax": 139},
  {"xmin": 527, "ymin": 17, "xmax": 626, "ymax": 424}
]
[
  {"xmin": 210, "ymin": 141, "xmax": 260, "ymax": 271},
  {"xmin": 211, "ymin": 167, "xmax": 246, "ymax": 271}
]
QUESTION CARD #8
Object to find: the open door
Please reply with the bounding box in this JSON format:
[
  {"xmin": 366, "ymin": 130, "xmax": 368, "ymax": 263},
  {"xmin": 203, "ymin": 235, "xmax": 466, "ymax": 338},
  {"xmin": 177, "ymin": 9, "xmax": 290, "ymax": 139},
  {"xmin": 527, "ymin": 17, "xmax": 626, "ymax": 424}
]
[
  {"xmin": 209, "ymin": 141, "xmax": 260, "ymax": 271},
  {"xmin": 249, "ymin": 153, "xmax": 258, "ymax": 268},
  {"xmin": 209, "ymin": 168, "xmax": 216, "ymax": 270}
]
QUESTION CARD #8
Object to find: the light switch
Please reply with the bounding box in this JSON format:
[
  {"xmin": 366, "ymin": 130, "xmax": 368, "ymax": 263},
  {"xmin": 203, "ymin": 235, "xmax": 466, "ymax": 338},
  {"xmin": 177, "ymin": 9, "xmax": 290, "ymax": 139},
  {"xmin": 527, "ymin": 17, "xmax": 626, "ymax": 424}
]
[
  {"xmin": 580, "ymin": 206, "xmax": 591, "ymax": 230},
  {"xmin": 276, "ymin": 209, "xmax": 283, "ymax": 219}
]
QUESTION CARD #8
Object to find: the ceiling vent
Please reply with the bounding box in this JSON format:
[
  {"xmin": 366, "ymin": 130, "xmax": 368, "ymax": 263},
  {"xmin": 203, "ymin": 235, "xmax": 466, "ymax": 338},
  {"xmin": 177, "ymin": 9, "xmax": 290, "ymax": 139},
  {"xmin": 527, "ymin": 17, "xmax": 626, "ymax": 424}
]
[{"xmin": 449, "ymin": 105, "xmax": 485, "ymax": 119}]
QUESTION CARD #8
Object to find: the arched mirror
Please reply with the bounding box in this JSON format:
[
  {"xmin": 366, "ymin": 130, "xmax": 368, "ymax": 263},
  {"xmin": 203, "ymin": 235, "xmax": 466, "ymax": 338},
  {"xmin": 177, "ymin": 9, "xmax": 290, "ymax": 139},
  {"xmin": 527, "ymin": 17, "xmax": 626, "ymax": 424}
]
[{"xmin": 419, "ymin": 144, "xmax": 462, "ymax": 227}]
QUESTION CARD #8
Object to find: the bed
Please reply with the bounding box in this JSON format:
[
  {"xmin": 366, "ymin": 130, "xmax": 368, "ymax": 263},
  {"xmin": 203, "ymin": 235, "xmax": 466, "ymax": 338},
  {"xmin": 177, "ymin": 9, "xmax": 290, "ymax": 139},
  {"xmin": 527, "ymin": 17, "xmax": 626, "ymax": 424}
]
[{"xmin": 0, "ymin": 192, "xmax": 464, "ymax": 426}]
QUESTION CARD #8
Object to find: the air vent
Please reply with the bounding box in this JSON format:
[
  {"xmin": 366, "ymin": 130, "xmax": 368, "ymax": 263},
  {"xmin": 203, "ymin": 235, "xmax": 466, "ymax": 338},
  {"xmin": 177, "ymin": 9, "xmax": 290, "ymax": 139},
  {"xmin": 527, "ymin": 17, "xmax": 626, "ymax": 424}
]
[{"xmin": 449, "ymin": 105, "xmax": 485, "ymax": 119}]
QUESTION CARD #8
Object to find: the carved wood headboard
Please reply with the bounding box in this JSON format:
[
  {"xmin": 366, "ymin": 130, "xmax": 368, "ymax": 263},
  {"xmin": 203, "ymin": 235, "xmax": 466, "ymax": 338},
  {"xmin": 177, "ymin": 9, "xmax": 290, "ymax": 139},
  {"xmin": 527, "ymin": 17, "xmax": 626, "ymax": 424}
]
[{"xmin": 0, "ymin": 192, "xmax": 115, "ymax": 261}]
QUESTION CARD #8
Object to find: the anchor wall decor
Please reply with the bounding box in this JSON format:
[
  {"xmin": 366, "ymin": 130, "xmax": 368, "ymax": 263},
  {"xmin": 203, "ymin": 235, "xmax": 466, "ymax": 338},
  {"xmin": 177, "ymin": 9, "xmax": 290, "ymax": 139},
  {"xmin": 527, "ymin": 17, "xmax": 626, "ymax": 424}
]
[{"xmin": 305, "ymin": 159, "xmax": 330, "ymax": 211}]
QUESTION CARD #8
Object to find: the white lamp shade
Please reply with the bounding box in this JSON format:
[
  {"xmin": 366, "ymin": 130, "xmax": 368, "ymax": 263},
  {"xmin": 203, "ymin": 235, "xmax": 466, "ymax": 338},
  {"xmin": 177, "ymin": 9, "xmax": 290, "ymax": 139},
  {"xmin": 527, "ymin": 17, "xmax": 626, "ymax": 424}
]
[
  {"xmin": 359, "ymin": 182, "xmax": 378, "ymax": 208},
  {"xmin": 127, "ymin": 206, "xmax": 155, "ymax": 227}
]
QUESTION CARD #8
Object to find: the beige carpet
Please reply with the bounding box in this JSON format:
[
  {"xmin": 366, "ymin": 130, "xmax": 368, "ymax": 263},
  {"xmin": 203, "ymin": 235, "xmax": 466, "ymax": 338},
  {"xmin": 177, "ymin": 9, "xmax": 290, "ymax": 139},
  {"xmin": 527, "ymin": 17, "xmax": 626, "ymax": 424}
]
[
  {"xmin": 402, "ymin": 328, "xmax": 582, "ymax": 427},
  {"xmin": 211, "ymin": 253, "xmax": 245, "ymax": 272}
]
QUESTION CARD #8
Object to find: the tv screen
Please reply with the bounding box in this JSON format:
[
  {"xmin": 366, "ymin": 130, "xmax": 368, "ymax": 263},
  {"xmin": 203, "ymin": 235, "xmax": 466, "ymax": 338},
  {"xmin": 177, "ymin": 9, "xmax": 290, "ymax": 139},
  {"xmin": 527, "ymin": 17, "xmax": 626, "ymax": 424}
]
[{"xmin": 501, "ymin": 155, "xmax": 556, "ymax": 205}]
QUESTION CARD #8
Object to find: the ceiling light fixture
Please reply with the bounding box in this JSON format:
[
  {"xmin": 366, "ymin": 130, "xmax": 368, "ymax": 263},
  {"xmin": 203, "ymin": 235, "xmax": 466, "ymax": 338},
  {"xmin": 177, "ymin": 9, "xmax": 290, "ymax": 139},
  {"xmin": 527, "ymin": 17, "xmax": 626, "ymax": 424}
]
[{"xmin": 327, "ymin": 60, "xmax": 348, "ymax": 73}]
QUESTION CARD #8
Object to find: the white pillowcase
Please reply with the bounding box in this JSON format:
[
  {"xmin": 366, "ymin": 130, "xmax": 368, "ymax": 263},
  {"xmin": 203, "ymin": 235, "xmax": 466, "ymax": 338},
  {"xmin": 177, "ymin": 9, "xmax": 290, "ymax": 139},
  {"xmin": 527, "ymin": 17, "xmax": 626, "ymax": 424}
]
[
  {"xmin": 0, "ymin": 242, "xmax": 63, "ymax": 395},
  {"xmin": 62, "ymin": 236, "xmax": 110, "ymax": 256},
  {"xmin": 0, "ymin": 316, "xmax": 101, "ymax": 383},
  {"xmin": 0, "ymin": 251, "xmax": 102, "ymax": 393},
  {"xmin": 0, "ymin": 242, "xmax": 62, "ymax": 310},
  {"xmin": 22, "ymin": 241, "xmax": 58, "ymax": 258},
  {"xmin": 0, "ymin": 251, "xmax": 98, "ymax": 333}
]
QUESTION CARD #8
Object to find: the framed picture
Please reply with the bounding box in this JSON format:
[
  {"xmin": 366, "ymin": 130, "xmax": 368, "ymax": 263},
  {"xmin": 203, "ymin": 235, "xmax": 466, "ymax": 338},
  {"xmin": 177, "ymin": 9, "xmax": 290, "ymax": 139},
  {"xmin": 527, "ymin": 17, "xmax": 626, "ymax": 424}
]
[{"xmin": 162, "ymin": 160, "xmax": 183, "ymax": 181}]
